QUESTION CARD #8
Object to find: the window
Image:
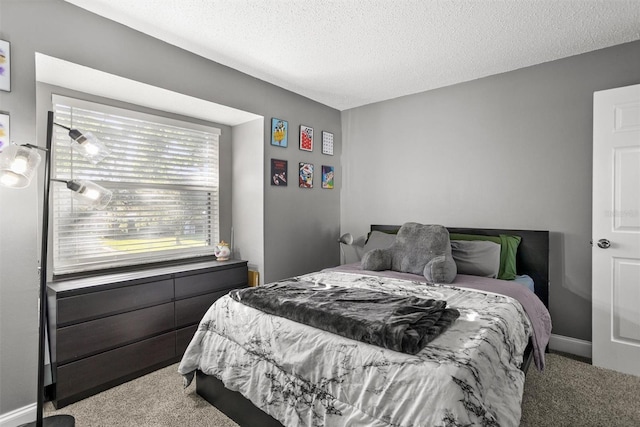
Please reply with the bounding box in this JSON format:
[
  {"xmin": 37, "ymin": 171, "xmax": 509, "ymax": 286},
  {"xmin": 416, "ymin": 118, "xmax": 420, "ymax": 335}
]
[{"xmin": 51, "ymin": 95, "xmax": 220, "ymax": 276}]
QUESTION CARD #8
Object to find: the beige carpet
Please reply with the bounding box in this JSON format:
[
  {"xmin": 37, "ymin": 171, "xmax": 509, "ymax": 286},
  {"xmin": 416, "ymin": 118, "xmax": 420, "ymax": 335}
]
[
  {"xmin": 44, "ymin": 365, "xmax": 239, "ymax": 427},
  {"xmin": 520, "ymin": 353, "xmax": 640, "ymax": 426},
  {"xmin": 45, "ymin": 352, "xmax": 640, "ymax": 426}
]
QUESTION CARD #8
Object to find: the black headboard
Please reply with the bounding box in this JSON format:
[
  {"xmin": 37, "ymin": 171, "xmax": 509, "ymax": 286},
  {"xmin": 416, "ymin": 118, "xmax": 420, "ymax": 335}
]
[{"xmin": 371, "ymin": 225, "xmax": 549, "ymax": 308}]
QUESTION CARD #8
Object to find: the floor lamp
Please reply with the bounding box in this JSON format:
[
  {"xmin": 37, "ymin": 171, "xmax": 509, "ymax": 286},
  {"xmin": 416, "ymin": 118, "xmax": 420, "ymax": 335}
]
[{"xmin": 0, "ymin": 111, "xmax": 112, "ymax": 426}]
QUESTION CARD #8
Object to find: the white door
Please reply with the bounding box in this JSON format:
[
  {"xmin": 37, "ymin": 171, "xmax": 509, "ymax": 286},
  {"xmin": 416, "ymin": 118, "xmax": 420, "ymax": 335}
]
[{"xmin": 592, "ymin": 84, "xmax": 640, "ymax": 377}]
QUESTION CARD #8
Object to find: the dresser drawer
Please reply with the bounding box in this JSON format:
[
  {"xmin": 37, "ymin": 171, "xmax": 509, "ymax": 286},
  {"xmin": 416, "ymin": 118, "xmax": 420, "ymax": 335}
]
[
  {"xmin": 48, "ymin": 260, "xmax": 248, "ymax": 408},
  {"xmin": 56, "ymin": 279, "xmax": 174, "ymax": 326},
  {"xmin": 176, "ymin": 325, "xmax": 198, "ymax": 356},
  {"xmin": 55, "ymin": 332, "xmax": 176, "ymax": 407},
  {"xmin": 56, "ymin": 302, "xmax": 174, "ymax": 364},
  {"xmin": 175, "ymin": 266, "xmax": 247, "ymax": 299},
  {"xmin": 175, "ymin": 289, "xmax": 230, "ymax": 328}
]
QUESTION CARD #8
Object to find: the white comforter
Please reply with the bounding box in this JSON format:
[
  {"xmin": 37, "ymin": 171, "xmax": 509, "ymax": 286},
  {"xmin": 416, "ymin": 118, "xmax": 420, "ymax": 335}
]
[{"xmin": 178, "ymin": 271, "xmax": 532, "ymax": 427}]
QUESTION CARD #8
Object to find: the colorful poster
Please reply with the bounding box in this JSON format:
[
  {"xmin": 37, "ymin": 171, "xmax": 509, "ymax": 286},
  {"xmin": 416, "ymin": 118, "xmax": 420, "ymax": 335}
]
[
  {"xmin": 270, "ymin": 158, "xmax": 288, "ymax": 186},
  {"xmin": 299, "ymin": 125, "xmax": 313, "ymax": 151},
  {"xmin": 0, "ymin": 40, "xmax": 10, "ymax": 92},
  {"xmin": 0, "ymin": 112, "xmax": 8, "ymax": 152},
  {"xmin": 271, "ymin": 118, "xmax": 288, "ymax": 147},
  {"xmin": 321, "ymin": 165, "xmax": 334, "ymax": 189},
  {"xmin": 322, "ymin": 131, "xmax": 334, "ymax": 155},
  {"xmin": 299, "ymin": 162, "xmax": 313, "ymax": 188}
]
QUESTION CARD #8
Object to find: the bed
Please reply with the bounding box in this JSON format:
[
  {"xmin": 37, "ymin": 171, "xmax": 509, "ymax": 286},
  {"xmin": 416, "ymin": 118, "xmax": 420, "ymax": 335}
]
[{"xmin": 178, "ymin": 225, "xmax": 551, "ymax": 427}]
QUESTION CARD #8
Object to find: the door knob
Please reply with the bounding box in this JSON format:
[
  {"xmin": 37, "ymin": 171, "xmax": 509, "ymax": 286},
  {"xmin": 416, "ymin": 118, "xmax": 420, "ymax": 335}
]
[{"xmin": 597, "ymin": 239, "xmax": 611, "ymax": 249}]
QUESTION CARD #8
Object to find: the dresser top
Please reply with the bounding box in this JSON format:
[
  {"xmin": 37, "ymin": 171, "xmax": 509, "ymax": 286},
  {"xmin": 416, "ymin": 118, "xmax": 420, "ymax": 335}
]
[{"xmin": 48, "ymin": 259, "xmax": 247, "ymax": 294}]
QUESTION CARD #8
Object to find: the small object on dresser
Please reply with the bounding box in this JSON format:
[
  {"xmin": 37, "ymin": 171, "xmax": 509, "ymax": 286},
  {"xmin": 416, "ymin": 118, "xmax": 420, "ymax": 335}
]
[
  {"xmin": 214, "ymin": 241, "xmax": 231, "ymax": 261},
  {"xmin": 248, "ymin": 270, "xmax": 260, "ymax": 287}
]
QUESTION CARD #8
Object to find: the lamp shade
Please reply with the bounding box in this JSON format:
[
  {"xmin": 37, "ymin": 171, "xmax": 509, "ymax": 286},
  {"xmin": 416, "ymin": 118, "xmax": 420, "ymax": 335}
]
[
  {"xmin": 0, "ymin": 144, "xmax": 42, "ymax": 188},
  {"xmin": 66, "ymin": 179, "xmax": 113, "ymax": 209},
  {"xmin": 338, "ymin": 233, "xmax": 354, "ymax": 245},
  {"xmin": 68, "ymin": 130, "xmax": 111, "ymax": 164}
]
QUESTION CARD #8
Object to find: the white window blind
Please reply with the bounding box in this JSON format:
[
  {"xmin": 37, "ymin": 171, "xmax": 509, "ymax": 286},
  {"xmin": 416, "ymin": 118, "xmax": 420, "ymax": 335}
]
[{"xmin": 51, "ymin": 95, "xmax": 220, "ymax": 276}]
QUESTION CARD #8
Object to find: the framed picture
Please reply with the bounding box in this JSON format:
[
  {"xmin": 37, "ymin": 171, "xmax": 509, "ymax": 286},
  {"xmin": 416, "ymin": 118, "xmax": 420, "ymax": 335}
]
[
  {"xmin": 299, "ymin": 162, "xmax": 313, "ymax": 188},
  {"xmin": 0, "ymin": 40, "xmax": 10, "ymax": 92},
  {"xmin": 270, "ymin": 158, "xmax": 288, "ymax": 186},
  {"xmin": 271, "ymin": 118, "xmax": 288, "ymax": 147},
  {"xmin": 321, "ymin": 165, "xmax": 334, "ymax": 189},
  {"xmin": 0, "ymin": 112, "xmax": 9, "ymax": 152},
  {"xmin": 299, "ymin": 125, "xmax": 313, "ymax": 151},
  {"xmin": 322, "ymin": 131, "xmax": 334, "ymax": 155}
]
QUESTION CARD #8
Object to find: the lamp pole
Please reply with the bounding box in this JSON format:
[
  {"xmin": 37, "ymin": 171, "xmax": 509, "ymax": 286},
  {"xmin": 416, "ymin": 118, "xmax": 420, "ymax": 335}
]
[
  {"xmin": 21, "ymin": 111, "xmax": 74, "ymax": 426},
  {"xmin": 2, "ymin": 111, "xmax": 110, "ymax": 425}
]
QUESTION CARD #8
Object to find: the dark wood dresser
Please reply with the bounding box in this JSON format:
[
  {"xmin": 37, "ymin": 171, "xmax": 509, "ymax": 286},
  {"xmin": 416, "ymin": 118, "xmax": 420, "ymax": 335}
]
[{"xmin": 46, "ymin": 259, "xmax": 248, "ymax": 408}]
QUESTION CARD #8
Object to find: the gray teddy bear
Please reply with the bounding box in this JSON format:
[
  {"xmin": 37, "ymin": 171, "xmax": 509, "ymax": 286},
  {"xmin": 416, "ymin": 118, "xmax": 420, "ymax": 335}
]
[{"xmin": 361, "ymin": 222, "xmax": 457, "ymax": 283}]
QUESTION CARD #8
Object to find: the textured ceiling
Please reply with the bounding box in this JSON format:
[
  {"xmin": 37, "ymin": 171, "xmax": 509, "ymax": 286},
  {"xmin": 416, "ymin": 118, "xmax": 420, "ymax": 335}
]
[{"xmin": 66, "ymin": 0, "xmax": 640, "ymax": 111}]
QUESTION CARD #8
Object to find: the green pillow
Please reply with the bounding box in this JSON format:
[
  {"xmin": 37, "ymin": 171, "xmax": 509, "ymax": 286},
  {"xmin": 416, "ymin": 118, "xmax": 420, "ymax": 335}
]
[{"xmin": 449, "ymin": 233, "xmax": 521, "ymax": 280}]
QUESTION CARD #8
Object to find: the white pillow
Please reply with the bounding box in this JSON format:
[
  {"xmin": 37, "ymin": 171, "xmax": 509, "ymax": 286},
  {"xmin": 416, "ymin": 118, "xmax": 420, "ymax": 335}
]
[
  {"xmin": 363, "ymin": 231, "xmax": 397, "ymax": 254},
  {"xmin": 341, "ymin": 235, "xmax": 367, "ymax": 263},
  {"xmin": 450, "ymin": 240, "xmax": 501, "ymax": 278}
]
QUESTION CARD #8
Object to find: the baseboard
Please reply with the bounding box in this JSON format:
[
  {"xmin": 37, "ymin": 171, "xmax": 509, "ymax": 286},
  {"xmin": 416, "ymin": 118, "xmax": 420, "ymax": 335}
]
[
  {"xmin": 0, "ymin": 403, "xmax": 35, "ymax": 427},
  {"xmin": 549, "ymin": 334, "xmax": 592, "ymax": 359}
]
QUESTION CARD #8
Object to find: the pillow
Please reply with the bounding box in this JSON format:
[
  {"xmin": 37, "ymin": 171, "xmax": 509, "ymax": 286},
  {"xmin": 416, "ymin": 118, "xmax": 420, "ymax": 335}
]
[
  {"xmin": 448, "ymin": 233, "xmax": 521, "ymax": 280},
  {"xmin": 362, "ymin": 223, "xmax": 457, "ymax": 283},
  {"xmin": 363, "ymin": 230, "xmax": 397, "ymax": 254},
  {"xmin": 450, "ymin": 240, "xmax": 501, "ymax": 278},
  {"xmin": 513, "ymin": 274, "xmax": 535, "ymax": 293},
  {"xmin": 365, "ymin": 228, "xmax": 398, "ymax": 244},
  {"xmin": 341, "ymin": 235, "xmax": 367, "ymax": 263}
]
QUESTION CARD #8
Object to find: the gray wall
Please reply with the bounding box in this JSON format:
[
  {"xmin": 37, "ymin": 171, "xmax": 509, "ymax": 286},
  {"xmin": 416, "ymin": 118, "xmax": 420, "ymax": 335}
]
[
  {"xmin": 232, "ymin": 118, "xmax": 265, "ymax": 283},
  {"xmin": 341, "ymin": 40, "xmax": 640, "ymax": 343},
  {"xmin": 0, "ymin": 0, "xmax": 341, "ymax": 417}
]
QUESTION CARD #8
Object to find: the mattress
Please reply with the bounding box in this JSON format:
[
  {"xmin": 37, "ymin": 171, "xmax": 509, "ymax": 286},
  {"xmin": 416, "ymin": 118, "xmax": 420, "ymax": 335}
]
[{"xmin": 179, "ymin": 269, "xmax": 550, "ymax": 426}]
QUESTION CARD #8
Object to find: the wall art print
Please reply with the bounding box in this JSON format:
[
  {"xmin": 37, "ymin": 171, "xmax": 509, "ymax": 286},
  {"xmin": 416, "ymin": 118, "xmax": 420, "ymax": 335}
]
[
  {"xmin": 321, "ymin": 165, "xmax": 334, "ymax": 189},
  {"xmin": 271, "ymin": 118, "xmax": 288, "ymax": 147},
  {"xmin": 299, "ymin": 125, "xmax": 313, "ymax": 152},
  {"xmin": 299, "ymin": 162, "xmax": 313, "ymax": 188},
  {"xmin": 322, "ymin": 131, "xmax": 334, "ymax": 155},
  {"xmin": 271, "ymin": 158, "xmax": 288, "ymax": 186},
  {"xmin": 0, "ymin": 40, "xmax": 10, "ymax": 92},
  {"xmin": 0, "ymin": 112, "xmax": 9, "ymax": 152}
]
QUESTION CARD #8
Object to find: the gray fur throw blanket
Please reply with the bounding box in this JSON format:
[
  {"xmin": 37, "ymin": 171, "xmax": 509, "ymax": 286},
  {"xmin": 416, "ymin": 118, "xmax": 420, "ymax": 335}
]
[{"xmin": 229, "ymin": 278, "xmax": 460, "ymax": 354}]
